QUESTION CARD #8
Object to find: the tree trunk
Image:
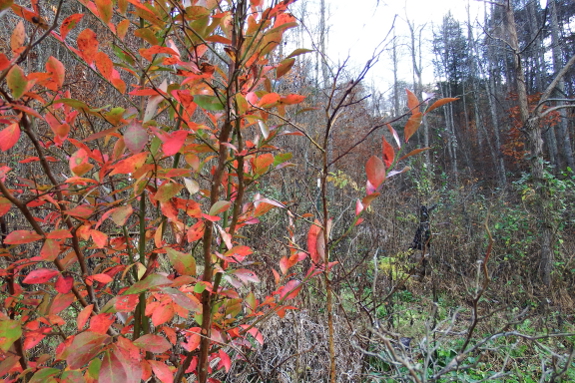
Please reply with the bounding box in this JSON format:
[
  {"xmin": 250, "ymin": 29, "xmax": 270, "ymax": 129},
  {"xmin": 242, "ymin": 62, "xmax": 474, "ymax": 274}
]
[
  {"xmin": 550, "ymin": 0, "xmax": 575, "ymax": 170},
  {"xmin": 505, "ymin": 2, "xmax": 554, "ymax": 285}
]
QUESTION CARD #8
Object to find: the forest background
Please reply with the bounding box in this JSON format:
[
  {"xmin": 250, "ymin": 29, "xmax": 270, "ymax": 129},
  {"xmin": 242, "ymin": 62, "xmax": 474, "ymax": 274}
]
[{"xmin": 0, "ymin": 0, "xmax": 574, "ymax": 382}]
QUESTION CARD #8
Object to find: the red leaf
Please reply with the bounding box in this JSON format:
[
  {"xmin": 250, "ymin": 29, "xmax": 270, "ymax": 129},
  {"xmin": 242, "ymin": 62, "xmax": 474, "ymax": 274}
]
[
  {"xmin": 65, "ymin": 331, "xmax": 110, "ymax": 369},
  {"xmin": 151, "ymin": 300, "xmax": 175, "ymax": 327},
  {"xmin": 382, "ymin": 137, "xmax": 395, "ymax": 168},
  {"xmin": 232, "ymin": 268, "xmax": 259, "ymax": 283},
  {"xmin": 77, "ymin": 29, "xmax": 98, "ymax": 65},
  {"xmin": 55, "ymin": 275, "xmax": 74, "ymax": 293},
  {"xmin": 0, "ymin": 197, "xmax": 11, "ymax": 217},
  {"xmin": 89, "ymin": 313, "xmax": 114, "ymax": 334},
  {"xmin": 134, "ymin": 334, "xmax": 171, "ymax": 353},
  {"xmin": 148, "ymin": 360, "xmax": 174, "ymax": 383},
  {"xmin": 23, "ymin": 269, "xmax": 59, "ymax": 284},
  {"xmin": 77, "ymin": 304, "xmax": 94, "ymax": 331},
  {"xmin": 365, "ymin": 155, "xmax": 386, "ymax": 189},
  {"xmin": 406, "ymin": 89, "xmax": 419, "ymax": 113},
  {"xmin": 60, "ymin": 14, "xmax": 83, "ymax": 40},
  {"xmin": 98, "ymin": 344, "xmax": 142, "ymax": 382},
  {"xmin": 5, "ymin": 230, "xmax": 42, "ymax": 245},
  {"xmin": 0, "ymin": 123, "xmax": 20, "ymax": 151},
  {"xmin": 49, "ymin": 292, "xmax": 76, "ymax": 314},
  {"xmin": 46, "ymin": 229, "xmax": 70, "ymax": 239},
  {"xmin": 124, "ymin": 120, "xmax": 148, "ymax": 153},
  {"xmin": 307, "ymin": 220, "xmax": 323, "ymax": 264},
  {"xmin": 404, "ymin": 112, "xmax": 423, "ymax": 143},
  {"xmin": 66, "ymin": 205, "xmax": 93, "ymax": 219},
  {"xmin": 426, "ymin": 97, "xmax": 458, "ymax": 114},
  {"xmin": 162, "ymin": 130, "xmax": 188, "ymax": 156},
  {"xmin": 186, "ymin": 221, "xmax": 204, "ymax": 242},
  {"xmin": 218, "ymin": 349, "xmax": 231, "ymax": 373},
  {"xmin": 0, "ymin": 53, "xmax": 10, "ymax": 71},
  {"xmin": 91, "ymin": 273, "xmax": 113, "ymax": 284},
  {"xmin": 277, "ymin": 279, "xmax": 301, "ymax": 301},
  {"xmin": 40, "ymin": 239, "xmax": 60, "ymax": 261}
]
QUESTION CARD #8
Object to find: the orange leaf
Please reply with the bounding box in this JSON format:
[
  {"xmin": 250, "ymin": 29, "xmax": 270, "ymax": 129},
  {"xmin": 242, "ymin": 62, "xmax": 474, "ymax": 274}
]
[
  {"xmin": 110, "ymin": 152, "xmax": 148, "ymax": 175},
  {"xmin": 60, "ymin": 14, "xmax": 84, "ymax": 40},
  {"xmin": 46, "ymin": 56, "xmax": 65, "ymax": 91},
  {"xmin": 426, "ymin": 97, "xmax": 459, "ymax": 114},
  {"xmin": 95, "ymin": 51, "xmax": 113, "ymax": 81},
  {"xmin": 404, "ymin": 112, "xmax": 422, "ymax": 143},
  {"xmin": 365, "ymin": 155, "xmax": 385, "ymax": 189},
  {"xmin": 117, "ymin": 19, "xmax": 130, "ymax": 40},
  {"xmin": 10, "ymin": 21, "xmax": 26, "ymax": 56},
  {"xmin": 399, "ymin": 147, "xmax": 431, "ymax": 161},
  {"xmin": 406, "ymin": 89, "xmax": 419, "ymax": 113},
  {"xmin": 77, "ymin": 29, "xmax": 98, "ymax": 65},
  {"xmin": 281, "ymin": 94, "xmax": 306, "ymax": 105},
  {"xmin": 382, "ymin": 137, "xmax": 395, "ymax": 168},
  {"xmin": 95, "ymin": 0, "xmax": 112, "ymax": 24},
  {"xmin": 258, "ymin": 93, "xmax": 280, "ymax": 108}
]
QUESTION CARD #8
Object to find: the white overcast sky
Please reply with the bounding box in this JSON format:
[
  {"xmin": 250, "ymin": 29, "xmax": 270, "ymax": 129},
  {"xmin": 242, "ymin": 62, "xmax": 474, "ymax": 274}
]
[{"xmin": 320, "ymin": 0, "xmax": 486, "ymax": 88}]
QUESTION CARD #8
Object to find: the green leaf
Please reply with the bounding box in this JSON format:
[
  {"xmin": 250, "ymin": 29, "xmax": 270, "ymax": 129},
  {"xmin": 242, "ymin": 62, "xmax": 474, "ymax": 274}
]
[
  {"xmin": 155, "ymin": 182, "xmax": 183, "ymax": 203},
  {"xmin": 123, "ymin": 273, "xmax": 172, "ymax": 295},
  {"xmin": 7, "ymin": 65, "xmax": 28, "ymax": 100},
  {"xmin": 0, "ymin": 320, "xmax": 21, "ymax": 352},
  {"xmin": 0, "ymin": 0, "xmax": 13, "ymax": 12},
  {"xmin": 194, "ymin": 95, "xmax": 224, "ymax": 111},
  {"xmin": 60, "ymin": 370, "xmax": 85, "ymax": 383},
  {"xmin": 166, "ymin": 248, "xmax": 196, "ymax": 276},
  {"xmin": 276, "ymin": 58, "xmax": 295, "ymax": 79},
  {"xmin": 209, "ymin": 200, "xmax": 231, "ymax": 216},
  {"xmin": 273, "ymin": 152, "xmax": 292, "ymax": 167},
  {"xmin": 124, "ymin": 121, "xmax": 148, "ymax": 153},
  {"xmin": 30, "ymin": 368, "xmax": 60, "ymax": 383},
  {"xmin": 134, "ymin": 27, "xmax": 158, "ymax": 45},
  {"xmin": 287, "ymin": 48, "xmax": 314, "ymax": 59},
  {"xmin": 111, "ymin": 205, "xmax": 133, "ymax": 226},
  {"xmin": 95, "ymin": 0, "xmax": 113, "ymax": 25}
]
